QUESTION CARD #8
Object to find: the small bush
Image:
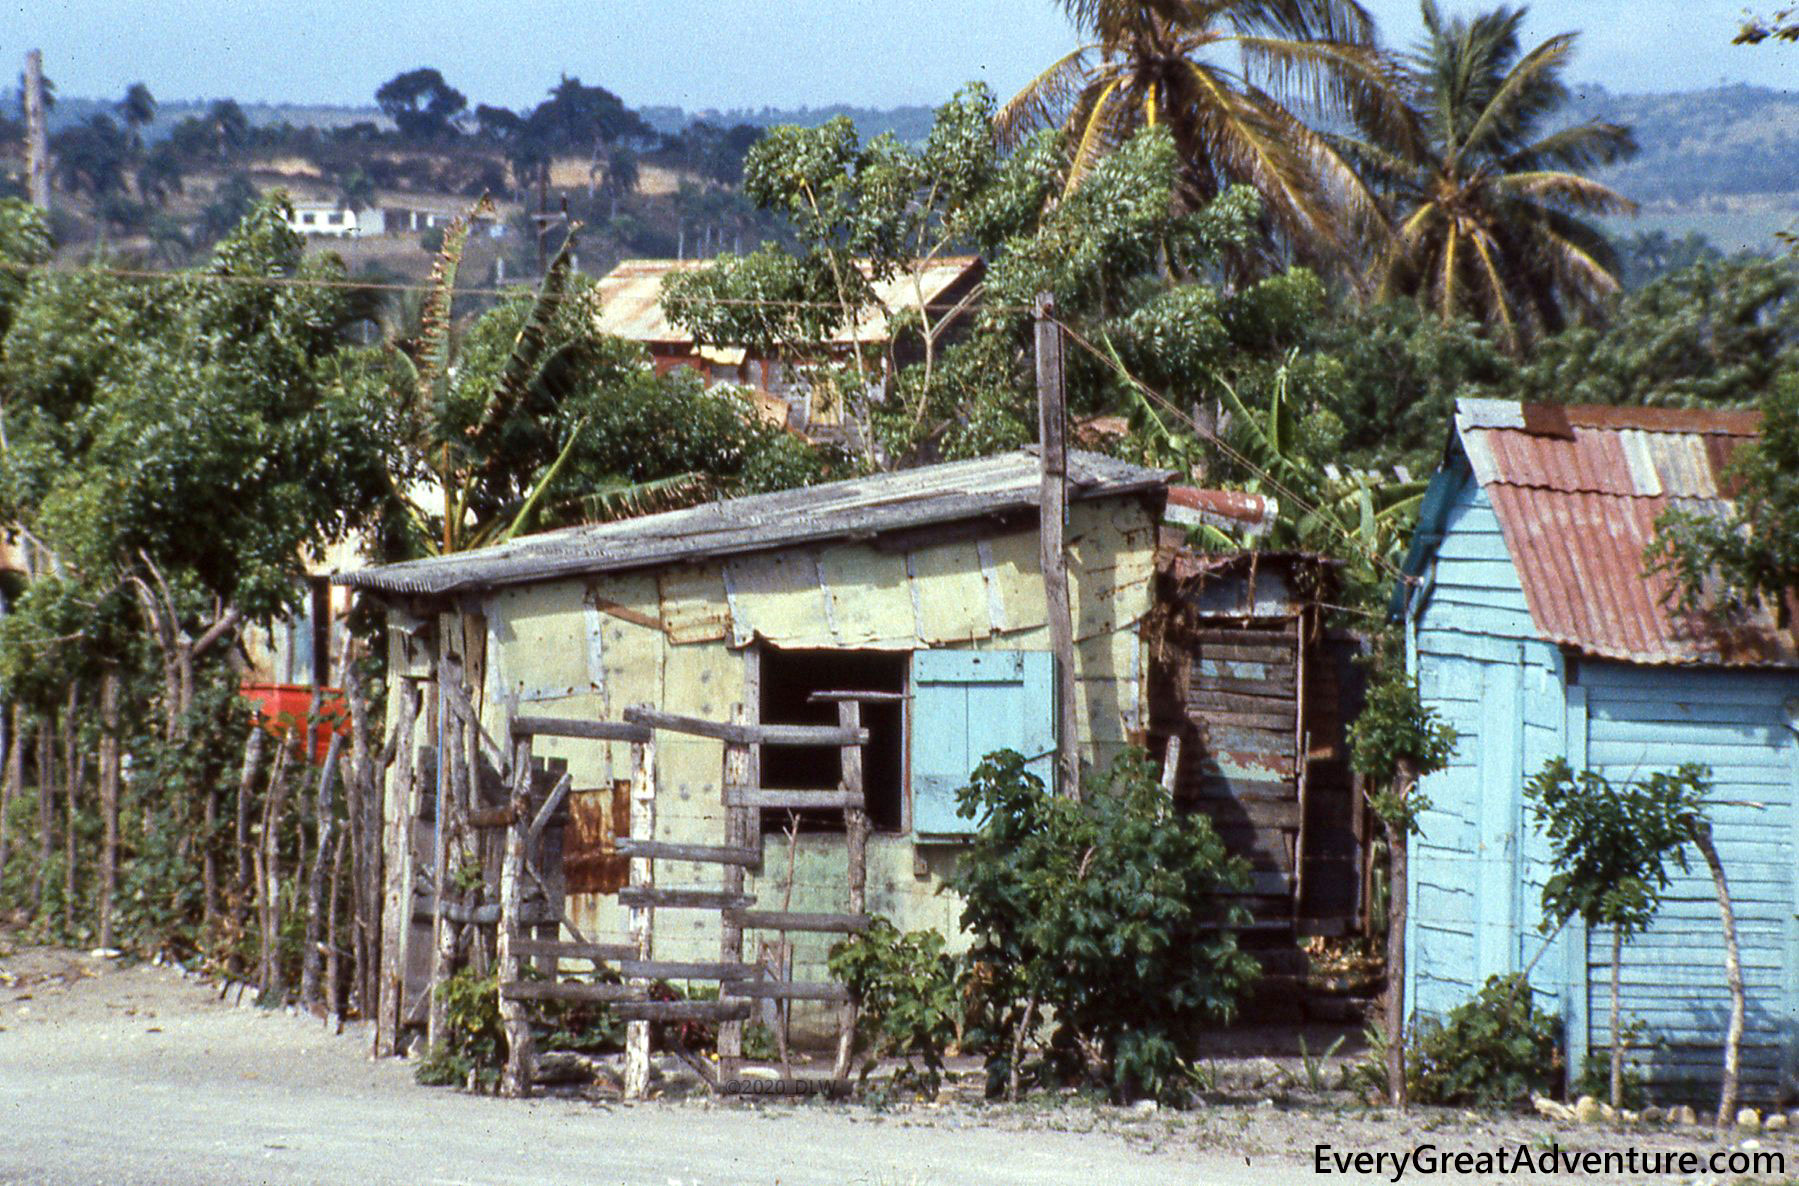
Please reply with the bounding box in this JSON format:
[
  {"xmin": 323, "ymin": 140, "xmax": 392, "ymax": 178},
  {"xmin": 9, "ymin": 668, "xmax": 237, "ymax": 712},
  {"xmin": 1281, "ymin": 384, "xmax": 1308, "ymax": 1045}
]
[
  {"xmin": 829, "ymin": 917, "xmax": 960, "ymax": 1099},
  {"xmin": 1405, "ymin": 974, "xmax": 1561, "ymax": 1107},
  {"xmin": 414, "ymin": 968, "xmax": 505, "ymax": 1091},
  {"xmin": 948, "ymin": 749, "xmax": 1260, "ymax": 1106}
]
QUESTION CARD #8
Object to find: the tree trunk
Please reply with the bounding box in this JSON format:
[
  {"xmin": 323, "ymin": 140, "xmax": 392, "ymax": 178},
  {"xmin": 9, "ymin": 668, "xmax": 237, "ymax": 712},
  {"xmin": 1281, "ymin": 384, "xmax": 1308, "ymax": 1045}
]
[
  {"xmin": 259, "ymin": 741, "xmax": 292, "ymax": 1000},
  {"xmin": 1691, "ymin": 820, "xmax": 1743, "ymax": 1126},
  {"xmin": 1384, "ymin": 814, "xmax": 1409, "ymax": 1107},
  {"xmin": 1609, "ymin": 926, "xmax": 1624, "ymax": 1110},
  {"xmin": 32, "ymin": 724, "xmax": 54, "ymax": 919},
  {"xmin": 231, "ymin": 725, "xmax": 265, "ymax": 972},
  {"xmin": 97, "ymin": 672, "xmax": 121, "ymax": 951},
  {"xmin": 61, "ymin": 687, "xmax": 78, "ymax": 937},
  {"xmin": 0, "ymin": 706, "xmax": 22, "ymax": 897},
  {"xmin": 326, "ymin": 828, "xmax": 348, "ymax": 1021},
  {"xmin": 342, "ymin": 645, "xmax": 378, "ymax": 1017},
  {"xmin": 301, "ymin": 733, "xmax": 344, "ymax": 1013}
]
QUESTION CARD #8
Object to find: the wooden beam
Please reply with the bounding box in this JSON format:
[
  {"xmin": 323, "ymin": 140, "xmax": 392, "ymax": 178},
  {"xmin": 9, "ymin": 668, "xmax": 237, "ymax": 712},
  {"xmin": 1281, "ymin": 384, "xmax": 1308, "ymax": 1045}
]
[
  {"xmin": 528, "ymin": 771, "xmax": 572, "ymax": 842},
  {"xmin": 723, "ymin": 980, "xmax": 851, "ymax": 1002},
  {"xmin": 726, "ymin": 788, "xmax": 865, "ymax": 811},
  {"xmin": 729, "ymin": 910, "xmax": 870, "ymax": 933},
  {"xmin": 622, "ymin": 706, "xmax": 868, "ymax": 748},
  {"xmin": 500, "ymin": 980, "xmax": 647, "ymax": 1004},
  {"xmin": 511, "ymin": 716, "xmax": 653, "ymax": 743},
  {"xmin": 806, "ymin": 690, "xmax": 907, "ymax": 704},
  {"xmin": 1034, "ymin": 292, "xmax": 1080, "ymax": 801},
  {"xmin": 618, "ymin": 886, "xmax": 754, "ymax": 911},
  {"xmin": 613, "ymin": 1000, "xmax": 754, "ymax": 1022},
  {"xmin": 614, "ymin": 838, "xmax": 761, "ymax": 867}
]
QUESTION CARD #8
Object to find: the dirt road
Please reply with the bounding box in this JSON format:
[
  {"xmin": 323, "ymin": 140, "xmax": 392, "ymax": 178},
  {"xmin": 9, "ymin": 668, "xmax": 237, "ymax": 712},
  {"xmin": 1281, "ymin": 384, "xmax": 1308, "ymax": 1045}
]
[{"xmin": 0, "ymin": 946, "xmax": 1787, "ymax": 1185}]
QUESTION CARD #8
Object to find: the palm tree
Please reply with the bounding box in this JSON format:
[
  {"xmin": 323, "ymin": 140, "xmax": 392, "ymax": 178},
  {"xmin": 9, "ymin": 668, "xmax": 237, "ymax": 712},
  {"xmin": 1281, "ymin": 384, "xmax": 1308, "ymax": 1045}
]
[
  {"xmin": 998, "ymin": 0, "xmax": 1401, "ymax": 261},
  {"xmin": 1341, "ymin": 3, "xmax": 1636, "ymax": 351}
]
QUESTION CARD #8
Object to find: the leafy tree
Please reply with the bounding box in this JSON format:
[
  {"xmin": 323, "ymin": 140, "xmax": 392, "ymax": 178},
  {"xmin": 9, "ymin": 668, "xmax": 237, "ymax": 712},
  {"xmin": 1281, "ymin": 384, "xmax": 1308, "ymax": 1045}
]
[
  {"xmin": 997, "ymin": 0, "xmax": 1395, "ymax": 262},
  {"xmin": 1614, "ymin": 229, "xmax": 1723, "ymax": 290},
  {"xmin": 1349, "ymin": 666, "xmax": 1457, "ymax": 1107},
  {"xmin": 947, "ymin": 749, "xmax": 1259, "ymax": 1105},
  {"xmin": 198, "ymin": 173, "xmax": 260, "ymax": 243},
  {"xmin": 135, "ymin": 144, "xmax": 185, "ymax": 206},
  {"xmin": 524, "ymin": 76, "xmax": 655, "ymax": 153},
  {"xmin": 1647, "ymin": 373, "xmax": 1799, "ymax": 627},
  {"xmin": 1338, "ymin": 2, "xmax": 1636, "ymax": 352},
  {"xmin": 1525, "ymin": 758, "xmax": 1701, "ymax": 1109},
  {"xmin": 115, "ymin": 82, "xmax": 157, "ymax": 147},
  {"xmin": 375, "ymin": 68, "xmax": 468, "ymax": 142},
  {"xmin": 50, "ymin": 114, "xmax": 133, "ymax": 198},
  {"xmin": 1515, "ymin": 255, "xmax": 1799, "ymax": 410}
]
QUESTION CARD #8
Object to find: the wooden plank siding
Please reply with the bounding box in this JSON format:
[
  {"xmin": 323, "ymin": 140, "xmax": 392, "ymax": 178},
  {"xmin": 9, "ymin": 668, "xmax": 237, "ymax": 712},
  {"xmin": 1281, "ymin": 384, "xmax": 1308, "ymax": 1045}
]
[{"xmin": 1407, "ymin": 471, "xmax": 1799, "ymax": 1102}]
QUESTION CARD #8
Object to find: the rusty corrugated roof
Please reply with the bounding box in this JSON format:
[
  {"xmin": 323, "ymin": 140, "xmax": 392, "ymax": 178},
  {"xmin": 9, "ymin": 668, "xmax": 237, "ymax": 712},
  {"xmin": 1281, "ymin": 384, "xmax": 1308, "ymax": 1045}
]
[
  {"xmin": 592, "ymin": 256, "xmax": 983, "ymax": 349},
  {"xmin": 1452, "ymin": 398, "xmax": 1791, "ymax": 666}
]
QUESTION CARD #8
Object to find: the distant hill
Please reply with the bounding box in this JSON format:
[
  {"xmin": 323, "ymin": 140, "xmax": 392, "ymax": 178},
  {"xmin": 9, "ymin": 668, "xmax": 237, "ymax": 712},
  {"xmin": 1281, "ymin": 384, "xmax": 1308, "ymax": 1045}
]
[{"xmin": 1567, "ymin": 83, "xmax": 1799, "ymax": 206}]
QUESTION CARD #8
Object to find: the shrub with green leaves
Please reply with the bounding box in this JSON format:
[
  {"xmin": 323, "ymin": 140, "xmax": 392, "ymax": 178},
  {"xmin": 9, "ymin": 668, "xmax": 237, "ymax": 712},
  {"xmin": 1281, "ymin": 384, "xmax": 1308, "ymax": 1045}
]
[
  {"xmin": 829, "ymin": 917, "xmax": 960, "ymax": 1099},
  {"xmin": 948, "ymin": 749, "xmax": 1259, "ymax": 1106},
  {"xmin": 1405, "ymin": 974, "xmax": 1561, "ymax": 1107},
  {"xmin": 414, "ymin": 968, "xmax": 505, "ymax": 1091}
]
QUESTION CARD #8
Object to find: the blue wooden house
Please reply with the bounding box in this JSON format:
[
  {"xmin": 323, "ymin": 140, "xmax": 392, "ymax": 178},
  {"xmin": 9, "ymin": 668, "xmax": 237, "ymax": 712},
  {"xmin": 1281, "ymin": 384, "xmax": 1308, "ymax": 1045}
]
[{"xmin": 1397, "ymin": 399, "xmax": 1799, "ymax": 1102}]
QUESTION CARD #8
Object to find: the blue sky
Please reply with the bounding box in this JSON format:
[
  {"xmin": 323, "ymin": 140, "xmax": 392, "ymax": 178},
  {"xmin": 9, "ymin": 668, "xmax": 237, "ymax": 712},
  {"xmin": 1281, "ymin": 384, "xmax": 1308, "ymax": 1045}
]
[{"xmin": 4, "ymin": 0, "xmax": 1791, "ymax": 112}]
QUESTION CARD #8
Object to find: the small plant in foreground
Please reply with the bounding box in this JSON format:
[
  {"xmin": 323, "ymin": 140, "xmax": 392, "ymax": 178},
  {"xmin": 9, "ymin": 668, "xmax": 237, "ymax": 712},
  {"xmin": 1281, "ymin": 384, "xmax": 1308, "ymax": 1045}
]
[
  {"xmin": 1406, "ymin": 974, "xmax": 1560, "ymax": 1107},
  {"xmin": 829, "ymin": 916, "xmax": 959, "ymax": 1099}
]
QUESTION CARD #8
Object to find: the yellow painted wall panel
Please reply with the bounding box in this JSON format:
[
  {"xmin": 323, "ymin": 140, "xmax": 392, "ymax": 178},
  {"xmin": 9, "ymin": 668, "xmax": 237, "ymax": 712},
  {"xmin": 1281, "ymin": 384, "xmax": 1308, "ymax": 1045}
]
[{"xmin": 658, "ymin": 562, "xmax": 732, "ymax": 645}]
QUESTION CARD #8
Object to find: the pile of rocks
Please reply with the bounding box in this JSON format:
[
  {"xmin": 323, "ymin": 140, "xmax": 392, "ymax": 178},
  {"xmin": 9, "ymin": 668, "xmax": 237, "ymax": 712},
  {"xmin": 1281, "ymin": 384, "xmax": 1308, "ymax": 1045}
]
[{"xmin": 1534, "ymin": 1095, "xmax": 1797, "ymax": 1131}]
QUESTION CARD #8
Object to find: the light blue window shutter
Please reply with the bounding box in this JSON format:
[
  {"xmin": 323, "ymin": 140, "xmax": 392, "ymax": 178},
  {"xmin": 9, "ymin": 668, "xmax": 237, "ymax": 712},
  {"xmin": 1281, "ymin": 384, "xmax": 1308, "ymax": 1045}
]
[{"xmin": 910, "ymin": 650, "xmax": 1057, "ymax": 836}]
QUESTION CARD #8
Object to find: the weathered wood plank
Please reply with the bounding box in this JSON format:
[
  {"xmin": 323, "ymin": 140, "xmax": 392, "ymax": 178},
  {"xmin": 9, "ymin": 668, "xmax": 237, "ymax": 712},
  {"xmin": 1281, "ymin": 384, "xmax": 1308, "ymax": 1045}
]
[
  {"xmin": 620, "ymin": 959, "xmax": 758, "ymax": 980},
  {"xmin": 726, "ymin": 788, "xmax": 866, "ymax": 811},
  {"xmin": 614, "ymin": 838, "xmax": 762, "ymax": 867},
  {"xmin": 722, "ymin": 980, "xmax": 851, "ymax": 1002},
  {"xmin": 511, "ymin": 716, "xmax": 653, "ymax": 743},
  {"xmin": 622, "ymin": 706, "xmax": 869, "ymax": 748},
  {"xmin": 500, "ymin": 980, "xmax": 646, "ymax": 1003},
  {"xmin": 512, "ymin": 939, "xmax": 635, "ymax": 962},
  {"xmin": 416, "ymin": 900, "xmax": 559, "ymax": 925},
  {"xmin": 617, "ymin": 886, "xmax": 754, "ymax": 911},
  {"xmin": 730, "ymin": 909, "xmax": 871, "ymax": 933},
  {"xmin": 612, "ymin": 1000, "xmax": 755, "ymax": 1022}
]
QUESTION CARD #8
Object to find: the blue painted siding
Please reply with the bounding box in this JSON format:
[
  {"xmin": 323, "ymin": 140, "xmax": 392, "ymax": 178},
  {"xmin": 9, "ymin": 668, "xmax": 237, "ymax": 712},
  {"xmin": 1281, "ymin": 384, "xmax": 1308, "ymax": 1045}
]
[{"xmin": 1578, "ymin": 661, "xmax": 1799, "ymax": 1100}]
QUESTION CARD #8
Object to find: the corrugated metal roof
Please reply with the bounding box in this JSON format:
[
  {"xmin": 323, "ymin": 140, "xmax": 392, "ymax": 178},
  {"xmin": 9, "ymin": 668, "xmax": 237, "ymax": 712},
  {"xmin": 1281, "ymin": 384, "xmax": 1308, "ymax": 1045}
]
[
  {"xmin": 336, "ymin": 449, "xmax": 1171, "ymax": 597},
  {"xmin": 593, "ymin": 256, "xmax": 983, "ymax": 349},
  {"xmin": 1452, "ymin": 398, "xmax": 1790, "ymax": 666}
]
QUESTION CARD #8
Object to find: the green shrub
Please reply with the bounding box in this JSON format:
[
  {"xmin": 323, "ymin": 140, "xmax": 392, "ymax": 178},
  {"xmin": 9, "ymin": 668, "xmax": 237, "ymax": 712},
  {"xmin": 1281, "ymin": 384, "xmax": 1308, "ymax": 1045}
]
[
  {"xmin": 829, "ymin": 917, "xmax": 960, "ymax": 1099},
  {"xmin": 414, "ymin": 968, "xmax": 505, "ymax": 1090},
  {"xmin": 948, "ymin": 749, "xmax": 1260, "ymax": 1106},
  {"xmin": 1405, "ymin": 974, "xmax": 1561, "ymax": 1107}
]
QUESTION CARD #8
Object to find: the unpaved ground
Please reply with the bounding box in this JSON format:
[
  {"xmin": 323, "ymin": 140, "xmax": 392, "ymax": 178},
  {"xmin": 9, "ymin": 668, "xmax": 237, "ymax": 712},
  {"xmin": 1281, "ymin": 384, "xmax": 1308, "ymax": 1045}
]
[{"xmin": 0, "ymin": 942, "xmax": 1791, "ymax": 1186}]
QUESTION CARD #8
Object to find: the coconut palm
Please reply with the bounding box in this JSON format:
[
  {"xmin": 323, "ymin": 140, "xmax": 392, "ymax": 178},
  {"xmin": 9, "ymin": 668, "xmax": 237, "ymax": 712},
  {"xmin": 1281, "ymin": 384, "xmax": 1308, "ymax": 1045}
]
[
  {"xmin": 998, "ymin": 0, "xmax": 1403, "ymax": 261},
  {"xmin": 1341, "ymin": 3, "xmax": 1636, "ymax": 351}
]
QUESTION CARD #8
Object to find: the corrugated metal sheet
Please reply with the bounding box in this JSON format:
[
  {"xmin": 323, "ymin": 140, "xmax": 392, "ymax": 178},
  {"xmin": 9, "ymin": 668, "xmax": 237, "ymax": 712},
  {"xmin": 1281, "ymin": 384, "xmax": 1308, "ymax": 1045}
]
[
  {"xmin": 593, "ymin": 256, "xmax": 983, "ymax": 348},
  {"xmin": 336, "ymin": 449, "xmax": 1171, "ymax": 597},
  {"xmin": 1453, "ymin": 399, "xmax": 1791, "ymax": 666}
]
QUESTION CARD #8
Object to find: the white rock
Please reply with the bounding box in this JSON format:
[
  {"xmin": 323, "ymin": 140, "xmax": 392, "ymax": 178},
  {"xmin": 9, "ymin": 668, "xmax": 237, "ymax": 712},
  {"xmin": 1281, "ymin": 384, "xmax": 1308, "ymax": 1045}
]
[
  {"xmin": 1574, "ymin": 1096, "xmax": 1602, "ymax": 1124},
  {"xmin": 1764, "ymin": 1113, "xmax": 1788, "ymax": 1132},
  {"xmin": 1533, "ymin": 1096, "xmax": 1575, "ymax": 1122},
  {"xmin": 1132, "ymin": 1099, "xmax": 1159, "ymax": 1115},
  {"xmin": 1737, "ymin": 1108, "xmax": 1762, "ymax": 1131},
  {"xmin": 1671, "ymin": 1104, "xmax": 1699, "ymax": 1126}
]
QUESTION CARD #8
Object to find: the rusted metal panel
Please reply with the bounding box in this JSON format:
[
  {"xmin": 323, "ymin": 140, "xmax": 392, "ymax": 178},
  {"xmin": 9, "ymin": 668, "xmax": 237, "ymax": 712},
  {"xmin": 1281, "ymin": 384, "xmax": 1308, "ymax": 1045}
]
[
  {"xmin": 1454, "ymin": 400, "xmax": 1793, "ymax": 667},
  {"xmin": 564, "ymin": 782, "xmax": 631, "ymax": 895}
]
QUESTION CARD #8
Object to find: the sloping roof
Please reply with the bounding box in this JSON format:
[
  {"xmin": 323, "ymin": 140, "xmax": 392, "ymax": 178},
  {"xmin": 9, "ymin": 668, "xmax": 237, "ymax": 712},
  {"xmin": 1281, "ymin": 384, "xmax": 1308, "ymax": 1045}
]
[
  {"xmin": 592, "ymin": 256, "xmax": 983, "ymax": 350},
  {"xmin": 337, "ymin": 449, "xmax": 1170, "ymax": 597},
  {"xmin": 1448, "ymin": 398, "xmax": 1790, "ymax": 666}
]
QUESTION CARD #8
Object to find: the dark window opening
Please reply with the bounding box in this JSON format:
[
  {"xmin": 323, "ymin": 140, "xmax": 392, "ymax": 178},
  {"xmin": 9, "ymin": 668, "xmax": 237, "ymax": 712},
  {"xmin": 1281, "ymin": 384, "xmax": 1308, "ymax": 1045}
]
[{"xmin": 759, "ymin": 647, "xmax": 906, "ymax": 834}]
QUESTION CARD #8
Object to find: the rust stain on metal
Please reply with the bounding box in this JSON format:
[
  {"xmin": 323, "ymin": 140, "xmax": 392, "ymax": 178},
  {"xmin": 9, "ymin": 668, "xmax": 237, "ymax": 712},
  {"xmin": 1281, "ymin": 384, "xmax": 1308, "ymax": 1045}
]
[{"xmin": 564, "ymin": 781, "xmax": 631, "ymax": 895}]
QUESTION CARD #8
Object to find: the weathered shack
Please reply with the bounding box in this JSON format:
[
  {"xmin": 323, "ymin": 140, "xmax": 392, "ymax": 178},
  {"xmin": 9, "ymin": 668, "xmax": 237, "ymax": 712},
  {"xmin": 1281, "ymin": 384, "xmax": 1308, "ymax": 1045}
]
[
  {"xmin": 336, "ymin": 449, "xmax": 1170, "ymax": 1044},
  {"xmin": 1397, "ymin": 399, "xmax": 1799, "ymax": 1101}
]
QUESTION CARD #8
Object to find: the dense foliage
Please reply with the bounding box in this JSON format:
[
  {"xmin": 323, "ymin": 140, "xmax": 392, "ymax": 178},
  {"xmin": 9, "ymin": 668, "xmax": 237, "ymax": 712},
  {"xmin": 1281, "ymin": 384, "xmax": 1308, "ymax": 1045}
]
[
  {"xmin": 1403, "ymin": 974, "xmax": 1562, "ymax": 1106},
  {"xmin": 947, "ymin": 750, "xmax": 1259, "ymax": 1105},
  {"xmin": 828, "ymin": 919, "xmax": 961, "ymax": 1099}
]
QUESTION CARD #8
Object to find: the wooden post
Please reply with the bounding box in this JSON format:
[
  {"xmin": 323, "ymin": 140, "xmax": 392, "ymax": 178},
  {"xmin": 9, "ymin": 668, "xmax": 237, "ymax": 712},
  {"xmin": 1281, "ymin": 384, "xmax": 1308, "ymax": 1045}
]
[
  {"xmin": 374, "ymin": 678, "xmax": 422, "ymax": 1057},
  {"xmin": 498, "ymin": 730, "xmax": 536, "ymax": 1098},
  {"xmin": 833, "ymin": 700, "xmax": 867, "ymax": 1081},
  {"xmin": 623, "ymin": 728, "xmax": 657, "ymax": 1100},
  {"xmin": 718, "ymin": 705, "xmax": 752, "ymax": 1082},
  {"xmin": 230, "ymin": 724, "xmax": 265, "ymax": 975},
  {"xmin": 258, "ymin": 738, "xmax": 292, "ymax": 1001},
  {"xmin": 301, "ymin": 733, "xmax": 344, "ymax": 1013},
  {"xmin": 0, "ymin": 707, "xmax": 22, "ymax": 897},
  {"xmin": 31, "ymin": 725, "xmax": 52, "ymax": 920},
  {"xmin": 1034, "ymin": 292, "xmax": 1080, "ymax": 800},
  {"xmin": 97, "ymin": 671, "xmax": 121, "ymax": 951},
  {"xmin": 60, "ymin": 685, "xmax": 77, "ymax": 936},
  {"xmin": 22, "ymin": 51, "xmax": 49, "ymax": 211},
  {"xmin": 1384, "ymin": 757, "xmax": 1417, "ymax": 1108},
  {"xmin": 426, "ymin": 633, "xmax": 455, "ymax": 1050}
]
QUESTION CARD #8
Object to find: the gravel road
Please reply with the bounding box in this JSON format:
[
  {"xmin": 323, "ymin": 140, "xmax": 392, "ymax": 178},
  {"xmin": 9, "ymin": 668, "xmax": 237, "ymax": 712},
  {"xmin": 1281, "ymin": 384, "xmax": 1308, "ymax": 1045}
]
[{"xmin": 1, "ymin": 944, "xmax": 1789, "ymax": 1185}]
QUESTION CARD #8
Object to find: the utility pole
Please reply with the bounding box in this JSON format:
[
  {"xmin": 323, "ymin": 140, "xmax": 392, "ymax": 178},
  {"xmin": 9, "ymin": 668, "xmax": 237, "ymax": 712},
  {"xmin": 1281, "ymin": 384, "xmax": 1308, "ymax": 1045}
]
[
  {"xmin": 23, "ymin": 50, "xmax": 50, "ymax": 211},
  {"xmin": 1034, "ymin": 293, "xmax": 1080, "ymax": 801}
]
